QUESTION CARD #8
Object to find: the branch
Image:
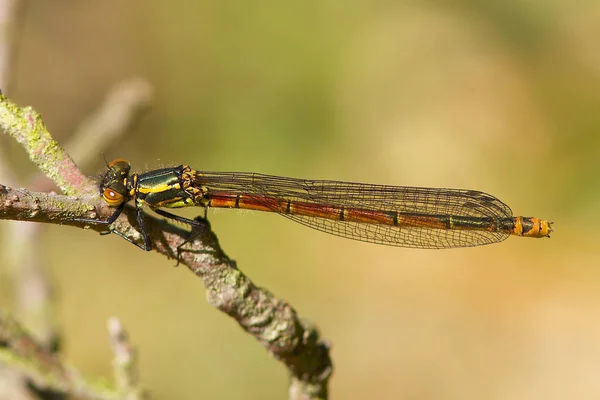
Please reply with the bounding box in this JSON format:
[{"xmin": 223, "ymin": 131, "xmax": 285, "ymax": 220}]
[{"xmin": 0, "ymin": 93, "xmax": 333, "ymax": 398}]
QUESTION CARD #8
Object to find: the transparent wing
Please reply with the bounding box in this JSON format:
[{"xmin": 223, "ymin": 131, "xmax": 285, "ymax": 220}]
[{"xmin": 194, "ymin": 171, "xmax": 513, "ymax": 249}]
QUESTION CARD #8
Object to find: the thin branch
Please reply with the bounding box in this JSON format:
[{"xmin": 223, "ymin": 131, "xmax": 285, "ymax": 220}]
[{"xmin": 0, "ymin": 90, "xmax": 333, "ymax": 398}]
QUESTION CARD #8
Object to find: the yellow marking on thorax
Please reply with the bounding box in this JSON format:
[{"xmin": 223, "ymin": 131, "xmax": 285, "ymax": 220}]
[{"xmin": 137, "ymin": 182, "xmax": 181, "ymax": 195}]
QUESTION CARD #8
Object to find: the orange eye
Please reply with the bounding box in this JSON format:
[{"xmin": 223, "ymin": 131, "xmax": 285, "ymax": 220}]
[{"xmin": 103, "ymin": 187, "xmax": 124, "ymax": 206}]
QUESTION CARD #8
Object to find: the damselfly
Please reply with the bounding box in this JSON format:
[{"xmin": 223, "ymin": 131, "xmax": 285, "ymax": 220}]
[{"xmin": 79, "ymin": 159, "xmax": 552, "ymax": 251}]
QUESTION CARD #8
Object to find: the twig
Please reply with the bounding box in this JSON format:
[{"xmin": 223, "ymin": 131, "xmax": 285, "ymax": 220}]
[{"xmin": 0, "ymin": 90, "xmax": 333, "ymax": 398}]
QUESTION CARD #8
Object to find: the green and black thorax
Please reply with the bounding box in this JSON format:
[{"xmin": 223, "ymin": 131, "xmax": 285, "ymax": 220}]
[{"xmin": 100, "ymin": 159, "xmax": 208, "ymax": 210}]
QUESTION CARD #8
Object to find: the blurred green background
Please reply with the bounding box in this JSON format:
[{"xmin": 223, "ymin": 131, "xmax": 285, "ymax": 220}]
[{"xmin": 3, "ymin": 1, "xmax": 600, "ymax": 399}]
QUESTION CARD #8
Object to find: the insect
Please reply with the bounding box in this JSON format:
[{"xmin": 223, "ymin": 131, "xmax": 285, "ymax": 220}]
[{"xmin": 78, "ymin": 159, "xmax": 552, "ymax": 251}]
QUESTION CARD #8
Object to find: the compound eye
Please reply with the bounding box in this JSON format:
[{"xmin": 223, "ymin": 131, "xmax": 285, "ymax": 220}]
[{"xmin": 103, "ymin": 187, "xmax": 124, "ymax": 206}]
